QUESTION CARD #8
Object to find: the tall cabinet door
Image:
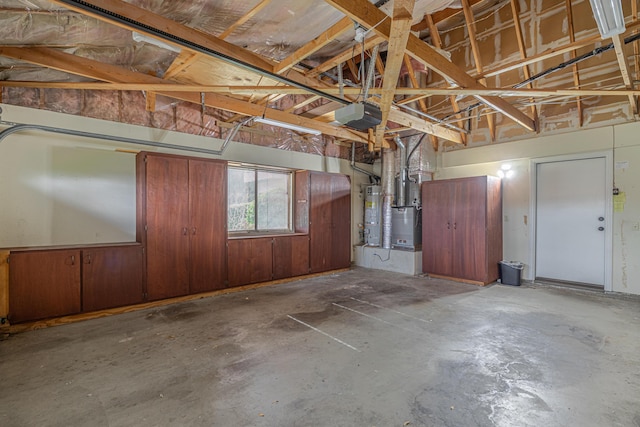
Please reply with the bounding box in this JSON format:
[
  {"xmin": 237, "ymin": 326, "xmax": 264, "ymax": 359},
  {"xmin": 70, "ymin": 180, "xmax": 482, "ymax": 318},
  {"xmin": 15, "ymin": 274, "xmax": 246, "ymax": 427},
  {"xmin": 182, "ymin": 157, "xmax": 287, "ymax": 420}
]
[
  {"xmin": 452, "ymin": 178, "xmax": 487, "ymax": 281},
  {"xmin": 422, "ymin": 181, "xmax": 454, "ymax": 277},
  {"xmin": 189, "ymin": 159, "xmax": 227, "ymax": 293},
  {"xmin": 330, "ymin": 174, "xmax": 351, "ymax": 269},
  {"xmin": 309, "ymin": 173, "xmax": 333, "ymax": 273},
  {"xmin": 144, "ymin": 155, "xmax": 190, "ymax": 300}
]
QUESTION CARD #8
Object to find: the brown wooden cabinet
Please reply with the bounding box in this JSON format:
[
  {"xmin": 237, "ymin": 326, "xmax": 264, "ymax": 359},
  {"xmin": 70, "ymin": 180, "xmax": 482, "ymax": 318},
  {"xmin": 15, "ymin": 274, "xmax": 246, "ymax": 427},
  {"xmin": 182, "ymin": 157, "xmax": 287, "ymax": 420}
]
[
  {"xmin": 296, "ymin": 171, "xmax": 351, "ymax": 274},
  {"xmin": 9, "ymin": 249, "xmax": 81, "ymax": 323},
  {"xmin": 228, "ymin": 237, "xmax": 273, "ymax": 286},
  {"xmin": 273, "ymin": 235, "xmax": 310, "ymax": 279},
  {"xmin": 422, "ymin": 176, "xmax": 502, "ymax": 285},
  {"xmin": 82, "ymin": 245, "xmax": 144, "ymax": 312},
  {"xmin": 137, "ymin": 152, "xmax": 227, "ymax": 300}
]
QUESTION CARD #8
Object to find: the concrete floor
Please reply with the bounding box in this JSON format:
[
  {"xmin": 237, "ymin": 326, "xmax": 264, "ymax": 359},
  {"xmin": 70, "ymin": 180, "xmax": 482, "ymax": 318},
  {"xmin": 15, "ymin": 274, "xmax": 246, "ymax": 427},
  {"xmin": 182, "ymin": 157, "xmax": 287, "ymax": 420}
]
[{"xmin": 1, "ymin": 268, "xmax": 640, "ymax": 427}]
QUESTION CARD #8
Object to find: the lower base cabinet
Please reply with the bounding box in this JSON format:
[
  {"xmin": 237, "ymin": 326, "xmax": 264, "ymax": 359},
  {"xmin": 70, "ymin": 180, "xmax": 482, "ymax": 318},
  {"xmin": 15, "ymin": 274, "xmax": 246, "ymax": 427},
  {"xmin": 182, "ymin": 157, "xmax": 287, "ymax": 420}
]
[
  {"xmin": 228, "ymin": 238, "xmax": 273, "ymax": 287},
  {"xmin": 228, "ymin": 235, "xmax": 310, "ymax": 287},
  {"xmin": 273, "ymin": 235, "xmax": 310, "ymax": 279},
  {"xmin": 8, "ymin": 244, "xmax": 143, "ymax": 323},
  {"xmin": 82, "ymin": 245, "xmax": 144, "ymax": 312},
  {"xmin": 9, "ymin": 249, "xmax": 81, "ymax": 323}
]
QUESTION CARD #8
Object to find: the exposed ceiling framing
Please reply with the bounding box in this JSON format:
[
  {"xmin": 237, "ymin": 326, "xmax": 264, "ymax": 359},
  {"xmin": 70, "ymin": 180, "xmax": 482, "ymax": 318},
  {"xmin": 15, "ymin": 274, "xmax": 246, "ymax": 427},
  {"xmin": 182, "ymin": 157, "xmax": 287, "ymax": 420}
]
[{"xmin": 0, "ymin": 0, "xmax": 638, "ymax": 153}]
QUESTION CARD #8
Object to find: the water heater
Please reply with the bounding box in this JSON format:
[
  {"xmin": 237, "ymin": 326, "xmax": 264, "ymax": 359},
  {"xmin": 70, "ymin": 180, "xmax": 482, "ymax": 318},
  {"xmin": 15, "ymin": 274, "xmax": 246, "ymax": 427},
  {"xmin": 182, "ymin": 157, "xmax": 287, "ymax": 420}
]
[{"xmin": 364, "ymin": 185, "xmax": 381, "ymax": 246}]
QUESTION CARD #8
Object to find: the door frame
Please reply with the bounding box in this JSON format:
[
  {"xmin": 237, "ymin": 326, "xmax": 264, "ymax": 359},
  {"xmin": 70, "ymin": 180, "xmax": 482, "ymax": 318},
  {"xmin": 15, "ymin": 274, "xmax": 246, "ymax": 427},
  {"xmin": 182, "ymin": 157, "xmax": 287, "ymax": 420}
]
[{"xmin": 528, "ymin": 151, "xmax": 613, "ymax": 291}]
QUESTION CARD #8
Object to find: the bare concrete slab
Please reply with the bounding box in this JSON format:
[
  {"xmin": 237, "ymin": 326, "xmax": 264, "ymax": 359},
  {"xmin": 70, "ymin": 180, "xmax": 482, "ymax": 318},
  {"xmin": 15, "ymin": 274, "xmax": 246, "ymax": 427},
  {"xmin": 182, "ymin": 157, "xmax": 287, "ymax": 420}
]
[{"xmin": 1, "ymin": 268, "xmax": 639, "ymax": 426}]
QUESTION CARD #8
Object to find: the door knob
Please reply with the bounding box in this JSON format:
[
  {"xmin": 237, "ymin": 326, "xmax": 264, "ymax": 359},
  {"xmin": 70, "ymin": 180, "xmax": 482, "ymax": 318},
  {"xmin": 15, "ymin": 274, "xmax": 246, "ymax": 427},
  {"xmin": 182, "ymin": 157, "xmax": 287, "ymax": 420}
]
[
  {"xmin": 598, "ymin": 226, "xmax": 604, "ymax": 231},
  {"xmin": 598, "ymin": 216, "xmax": 604, "ymax": 221}
]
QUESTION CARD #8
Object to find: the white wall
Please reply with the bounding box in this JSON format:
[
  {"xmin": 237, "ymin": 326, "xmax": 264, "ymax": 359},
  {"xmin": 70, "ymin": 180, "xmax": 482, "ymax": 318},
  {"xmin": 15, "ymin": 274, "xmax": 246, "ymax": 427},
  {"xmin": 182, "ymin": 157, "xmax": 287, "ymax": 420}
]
[
  {"xmin": 438, "ymin": 124, "xmax": 640, "ymax": 296},
  {"xmin": 0, "ymin": 104, "xmax": 375, "ymax": 256}
]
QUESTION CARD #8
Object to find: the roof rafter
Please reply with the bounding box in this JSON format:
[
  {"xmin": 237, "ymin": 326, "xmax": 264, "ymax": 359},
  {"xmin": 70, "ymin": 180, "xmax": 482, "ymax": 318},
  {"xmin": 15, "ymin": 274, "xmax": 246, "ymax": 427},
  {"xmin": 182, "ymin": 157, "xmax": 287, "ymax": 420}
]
[
  {"xmin": 461, "ymin": 0, "xmax": 495, "ymax": 141},
  {"xmin": 324, "ymin": 0, "xmax": 536, "ymax": 132},
  {"xmin": 47, "ymin": 0, "xmax": 460, "ymax": 142},
  {"xmin": 374, "ymin": 0, "xmax": 415, "ymax": 148},
  {"xmin": 275, "ymin": 17, "xmax": 353, "ymax": 74},
  {"xmin": 0, "ymin": 46, "xmax": 369, "ymax": 143}
]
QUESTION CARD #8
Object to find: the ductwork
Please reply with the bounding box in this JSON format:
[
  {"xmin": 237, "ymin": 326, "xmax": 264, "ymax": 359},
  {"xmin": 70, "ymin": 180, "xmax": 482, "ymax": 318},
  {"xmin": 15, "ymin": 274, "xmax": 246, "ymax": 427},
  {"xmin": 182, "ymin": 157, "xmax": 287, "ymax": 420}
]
[
  {"xmin": 381, "ymin": 148, "xmax": 395, "ymax": 249},
  {"xmin": 351, "ymin": 143, "xmax": 380, "ymax": 183},
  {"xmin": 394, "ymin": 135, "xmax": 407, "ymax": 207}
]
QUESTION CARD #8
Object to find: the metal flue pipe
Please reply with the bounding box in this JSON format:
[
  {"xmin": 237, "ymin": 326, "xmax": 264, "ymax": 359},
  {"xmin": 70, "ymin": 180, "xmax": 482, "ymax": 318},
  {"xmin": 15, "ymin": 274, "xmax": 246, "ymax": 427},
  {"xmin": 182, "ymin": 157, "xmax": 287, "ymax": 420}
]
[{"xmin": 381, "ymin": 148, "xmax": 395, "ymax": 249}]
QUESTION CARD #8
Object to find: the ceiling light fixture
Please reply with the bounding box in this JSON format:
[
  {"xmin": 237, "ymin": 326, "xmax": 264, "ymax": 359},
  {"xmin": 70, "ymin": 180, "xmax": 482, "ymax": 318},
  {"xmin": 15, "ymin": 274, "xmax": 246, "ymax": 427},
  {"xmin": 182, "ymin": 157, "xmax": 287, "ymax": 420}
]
[
  {"xmin": 588, "ymin": 0, "xmax": 625, "ymax": 39},
  {"xmin": 254, "ymin": 117, "xmax": 322, "ymax": 135},
  {"xmin": 132, "ymin": 31, "xmax": 181, "ymax": 53}
]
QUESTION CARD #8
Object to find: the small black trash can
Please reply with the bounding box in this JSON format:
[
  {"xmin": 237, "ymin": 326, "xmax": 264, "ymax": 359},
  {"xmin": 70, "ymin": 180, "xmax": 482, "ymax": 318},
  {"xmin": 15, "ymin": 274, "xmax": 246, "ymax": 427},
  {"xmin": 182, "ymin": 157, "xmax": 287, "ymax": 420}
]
[{"xmin": 499, "ymin": 261, "xmax": 524, "ymax": 286}]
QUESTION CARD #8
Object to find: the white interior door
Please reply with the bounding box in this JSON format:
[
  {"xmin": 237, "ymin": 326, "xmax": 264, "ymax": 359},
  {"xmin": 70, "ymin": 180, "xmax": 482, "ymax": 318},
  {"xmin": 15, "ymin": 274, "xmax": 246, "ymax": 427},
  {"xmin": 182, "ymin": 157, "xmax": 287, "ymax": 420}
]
[{"xmin": 536, "ymin": 157, "xmax": 606, "ymax": 286}]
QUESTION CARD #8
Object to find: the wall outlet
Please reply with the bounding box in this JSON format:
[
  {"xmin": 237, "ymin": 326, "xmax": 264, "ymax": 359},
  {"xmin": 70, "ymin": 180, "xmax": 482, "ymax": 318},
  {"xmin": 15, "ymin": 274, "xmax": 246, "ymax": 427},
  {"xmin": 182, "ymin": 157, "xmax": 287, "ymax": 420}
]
[{"xmin": 633, "ymin": 222, "xmax": 640, "ymax": 231}]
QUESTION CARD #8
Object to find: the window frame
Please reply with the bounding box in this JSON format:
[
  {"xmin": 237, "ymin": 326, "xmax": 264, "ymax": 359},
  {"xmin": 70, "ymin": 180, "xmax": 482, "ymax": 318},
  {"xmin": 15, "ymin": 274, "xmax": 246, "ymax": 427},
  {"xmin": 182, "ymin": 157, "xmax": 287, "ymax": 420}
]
[{"xmin": 227, "ymin": 164, "xmax": 294, "ymax": 235}]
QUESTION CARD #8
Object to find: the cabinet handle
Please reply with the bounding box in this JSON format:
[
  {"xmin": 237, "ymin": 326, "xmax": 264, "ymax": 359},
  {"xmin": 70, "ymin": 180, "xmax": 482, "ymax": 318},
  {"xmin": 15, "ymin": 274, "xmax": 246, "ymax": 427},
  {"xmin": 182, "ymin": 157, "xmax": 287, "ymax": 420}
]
[
  {"xmin": 182, "ymin": 227, "xmax": 188, "ymax": 235},
  {"xmin": 71, "ymin": 255, "xmax": 75, "ymax": 266},
  {"xmin": 453, "ymin": 222, "xmax": 457, "ymax": 230},
  {"xmin": 84, "ymin": 254, "xmax": 92, "ymax": 265},
  {"xmin": 192, "ymin": 227, "xmax": 197, "ymax": 235},
  {"xmin": 447, "ymin": 222, "xmax": 451, "ymax": 229}
]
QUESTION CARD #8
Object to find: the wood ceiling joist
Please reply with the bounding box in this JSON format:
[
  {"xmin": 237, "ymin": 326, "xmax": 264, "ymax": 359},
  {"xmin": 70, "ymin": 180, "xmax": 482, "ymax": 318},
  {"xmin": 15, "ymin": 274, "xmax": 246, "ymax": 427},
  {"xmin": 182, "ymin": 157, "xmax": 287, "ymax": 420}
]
[
  {"xmin": 275, "ymin": 17, "xmax": 353, "ymax": 74},
  {"xmin": 285, "ymin": 95, "xmax": 321, "ymax": 113},
  {"xmin": 5, "ymin": 81, "xmax": 640, "ymax": 98},
  {"xmin": 564, "ymin": 0, "xmax": 583, "ymax": 127},
  {"xmin": 374, "ymin": 0, "xmax": 415, "ymax": 148},
  {"xmin": 511, "ymin": 0, "xmax": 539, "ymax": 129},
  {"xmin": 633, "ymin": 1, "xmax": 640, "ymax": 95},
  {"xmin": 306, "ymin": 35, "xmax": 385, "ymax": 78},
  {"xmin": 403, "ymin": 54, "xmax": 439, "ymax": 150},
  {"xmin": 411, "ymin": 0, "xmax": 484, "ymax": 32},
  {"xmin": 612, "ymin": 33, "xmax": 637, "ymax": 115},
  {"xmin": 425, "ymin": 14, "xmax": 467, "ymax": 145},
  {"xmin": 47, "ymin": 0, "xmax": 460, "ymax": 142},
  {"xmin": 0, "ymin": 46, "xmax": 369, "ymax": 143},
  {"xmin": 324, "ymin": 0, "xmax": 536, "ymax": 132},
  {"xmin": 49, "ymin": 0, "xmax": 275, "ymax": 72},
  {"xmin": 461, "ymin": 0, "xmax": 495, "ymax": 141},
  {"xmin": 218, "ymin": 0, "xmax": 272, "ymax": 40},
  {"xmin": 481, "ymin": 20, "xmax": 640, "ymax": 81}
]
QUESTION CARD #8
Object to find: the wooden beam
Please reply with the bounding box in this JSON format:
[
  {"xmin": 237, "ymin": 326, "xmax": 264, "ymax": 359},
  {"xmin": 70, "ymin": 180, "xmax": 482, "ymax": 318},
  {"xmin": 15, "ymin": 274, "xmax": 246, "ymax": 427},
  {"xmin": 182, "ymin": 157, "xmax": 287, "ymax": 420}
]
[
  {"xmin": 0, "ymin": 46, "xmax": 369, "ymax": 143},
  {"xmin": 403, "ymin": 56, "xmax": 428, "ymax": 115},
  {"xmin": 49, "ymin": 0, "xmax": 276, "ymax": 72},
  {"xmin": 426, "ymin": 14, "xmax": 467, "ymax": 145},
  {"xmin": 461, "ymin": 0, "xmax": 495, "ymax": 141},
  {"xmin": 411, "ymin": 0, "xmax": 484, "ymax": 32},
  {"xmin": 612, "ymin": 34, "xmax": 637, "ymax": 115},
  {"xmin": 145, "ymin": 91, "xmax": 156, "ymax": 112},
  {"xmin": 218, "ymin": 0, "xmax": 272, "ymax": 40},
  {"xmin": 480, "ymin": 34, "xmax": 602, "ymax": 79},
  {"xmin": 4, "ymin": 80, "xmax": 640, "ymax": 98},
  {"xmin": 402, "ymin": 55, "xmax": 440, "ymax": 148},
  {"xmin": 307, "ymin": 35, "xmax": 385, "ymax": 78},
  {"xmin": 375, "ymin": 0, "xmax": 415, "ymax": 147},
  {"xmin": 633, "ymin": 1, "xmax": 640, "ymax": 98},
  {"xmin": 511, "ymin": 0, "xmax": 539, "ymax": 128},
  {"xmin": 275, "ymin": 17, "xmax": 353, "ymax": 74},
  {"xmin": 564, "ymin": 0, "xmax": 583, "ymax": 126},
  {"xmin": 478, "ymin": 20, "xmax": 640, "ymax": 80},
  {"xmin": 284, "ymin": 95, "xmax": 321, "ymax": 113},
  {"xmin": 325, "ymin": 0, "xmax": 536, "ymax": 132},
  {"xmin": 162, "ymin": 51, "xmax": 200, "ymax": 80}
]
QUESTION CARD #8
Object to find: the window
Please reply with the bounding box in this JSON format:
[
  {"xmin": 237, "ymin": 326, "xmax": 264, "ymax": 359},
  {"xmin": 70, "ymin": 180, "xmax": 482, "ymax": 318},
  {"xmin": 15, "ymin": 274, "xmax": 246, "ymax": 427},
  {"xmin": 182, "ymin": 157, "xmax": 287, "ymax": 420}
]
[{"xmin": 228, "ymin": 166, "xmax": 292, "ymax": 233}]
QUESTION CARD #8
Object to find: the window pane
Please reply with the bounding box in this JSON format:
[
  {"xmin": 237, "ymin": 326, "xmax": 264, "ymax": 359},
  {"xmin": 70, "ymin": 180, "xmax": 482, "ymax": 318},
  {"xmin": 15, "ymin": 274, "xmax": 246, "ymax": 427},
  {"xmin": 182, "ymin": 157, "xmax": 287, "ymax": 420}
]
[
  {"xmin": 257, "ymin": 171, "xmax": 289, "ymax": 230},
  {"xmin": 228, "ymin": 168, "xmax": 255, "ymax": 231}
]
